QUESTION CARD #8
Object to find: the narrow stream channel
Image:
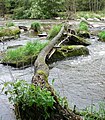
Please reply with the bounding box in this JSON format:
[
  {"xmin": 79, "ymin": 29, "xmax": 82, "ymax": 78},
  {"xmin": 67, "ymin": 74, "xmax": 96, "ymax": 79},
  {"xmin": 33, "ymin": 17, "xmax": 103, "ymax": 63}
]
[{"xmin": 0, "ymin": 20, "xmax": 105, "ymax": 120}]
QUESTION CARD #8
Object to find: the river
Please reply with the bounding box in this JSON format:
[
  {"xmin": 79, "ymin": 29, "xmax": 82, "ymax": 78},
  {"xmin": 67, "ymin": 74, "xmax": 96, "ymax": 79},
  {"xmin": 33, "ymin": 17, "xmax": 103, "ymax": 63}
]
[{"xmin": 0, "ymin": 20, "xmax": 105, "ymax": 120}]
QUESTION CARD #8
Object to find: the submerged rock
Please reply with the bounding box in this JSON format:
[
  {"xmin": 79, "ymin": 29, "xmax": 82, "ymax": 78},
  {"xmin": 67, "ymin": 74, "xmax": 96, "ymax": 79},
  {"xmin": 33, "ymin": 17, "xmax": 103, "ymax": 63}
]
[{"xmin": 48, "ymin": 45, "xmax": 89, "ymax": 63}]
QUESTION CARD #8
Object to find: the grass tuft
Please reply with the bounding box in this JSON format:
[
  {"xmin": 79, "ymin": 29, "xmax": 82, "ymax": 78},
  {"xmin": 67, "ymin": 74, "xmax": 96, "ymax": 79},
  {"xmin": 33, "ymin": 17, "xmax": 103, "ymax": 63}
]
[
  {"xmin": 31, "ymin": 22, "xmax": 41, "ymax": 32},
  {"xmin": 3, "ymin": 40, "xmax": 48, "ymax": 62},
  {"xmin": 48, "ymin": 24, "xmax": 62, "ymax": 40},
  {"xmin": 98, "ymin": 31, "xmax": 105, "ymax": 41}
]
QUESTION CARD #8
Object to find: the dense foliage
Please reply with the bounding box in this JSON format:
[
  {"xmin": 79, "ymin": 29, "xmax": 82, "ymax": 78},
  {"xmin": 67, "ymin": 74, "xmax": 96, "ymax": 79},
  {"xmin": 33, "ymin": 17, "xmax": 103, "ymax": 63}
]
[
  {"xmin": 0, "ymin": 0, "xmax": 105, "ymax": 19},
  {"xmin": 3, "ymin": 80, "xmax": 55, "ymax": 119}
]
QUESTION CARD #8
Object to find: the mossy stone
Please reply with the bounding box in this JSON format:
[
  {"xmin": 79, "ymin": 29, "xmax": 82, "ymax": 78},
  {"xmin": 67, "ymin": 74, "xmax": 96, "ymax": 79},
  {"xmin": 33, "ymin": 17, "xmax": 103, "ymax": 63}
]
[{"xmin": 49, "ymin": 45, "xmax": 89, "ymax": 63}]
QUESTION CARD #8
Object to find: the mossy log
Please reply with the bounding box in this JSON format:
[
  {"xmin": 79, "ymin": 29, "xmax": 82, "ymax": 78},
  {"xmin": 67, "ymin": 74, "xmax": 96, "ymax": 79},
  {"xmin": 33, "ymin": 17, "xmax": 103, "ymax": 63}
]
[
  {"xmin": 32, "ymin": 24, "xmax": 83, "ymax": 120},
  {"xmin": 48, "ymin": 45, "xmax": 89, "ymax": 63}
]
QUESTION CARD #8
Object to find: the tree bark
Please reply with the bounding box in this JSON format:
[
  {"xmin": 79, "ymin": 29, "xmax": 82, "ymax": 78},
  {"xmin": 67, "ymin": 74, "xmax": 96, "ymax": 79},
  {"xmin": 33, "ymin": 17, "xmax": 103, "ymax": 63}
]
[{"xmin": 32, "ymin": 24, "xmax": 82, "ymax": 120}]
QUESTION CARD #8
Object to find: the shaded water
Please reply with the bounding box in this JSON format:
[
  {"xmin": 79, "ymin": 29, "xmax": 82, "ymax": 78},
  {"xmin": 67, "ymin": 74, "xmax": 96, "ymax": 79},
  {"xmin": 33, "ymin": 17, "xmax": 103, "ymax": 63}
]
[{"xmin": 0, "ymin": 20, "xmax": 105, "ymax": 119}]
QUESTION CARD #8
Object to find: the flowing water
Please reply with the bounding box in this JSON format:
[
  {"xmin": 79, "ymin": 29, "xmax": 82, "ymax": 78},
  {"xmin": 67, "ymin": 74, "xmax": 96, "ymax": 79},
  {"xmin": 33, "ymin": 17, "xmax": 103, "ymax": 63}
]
[{"xmin": 0, "ymin": 20, "xmax": 105, "ymax": 120}]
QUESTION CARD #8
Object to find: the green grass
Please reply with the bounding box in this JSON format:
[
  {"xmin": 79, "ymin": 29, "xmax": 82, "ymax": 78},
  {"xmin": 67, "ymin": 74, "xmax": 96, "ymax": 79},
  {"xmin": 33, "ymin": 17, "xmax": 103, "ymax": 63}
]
[
  {"xmin": 31, "ymin": 22, "xmax": 41, "ymax": 32},
  {"xmin": 80, "ymin": 102, "xmax": 105, "ymax": 120},
  {"xmin": 98, "ymin": 31, "xmax": 105, "ymax": 41},
  {"xmin": 3, "ymin": 41, "xmax": 48, "ymax": 62},
  {"xmin": 76, "ymin": 11, "xmax": 103, "ymax": 19},
  {"xmin": 78, "ymin": 21, "xmax": 89, "ymax": 32},
  {"xmin": 48, "ymin": 24, "xmax": 62, "ymax": 40},
  {"xmin": 6, "ymin": 22, "xmax": 15, "ymax": 27}
]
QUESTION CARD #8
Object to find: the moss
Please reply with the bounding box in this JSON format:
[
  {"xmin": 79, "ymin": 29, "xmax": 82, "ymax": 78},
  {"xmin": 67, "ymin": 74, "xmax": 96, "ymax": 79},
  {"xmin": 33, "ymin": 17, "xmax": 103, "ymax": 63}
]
[
  {"xmin": 49, "ymin": 45, "xmax": 89, "ymax": 63},
  {"xmin": 0, "ymin": 27, "xmax": 20, "ymax": 37},
  {"xmin": 37, "ymin": 70, "xmax": 48, "ymax": 81}
]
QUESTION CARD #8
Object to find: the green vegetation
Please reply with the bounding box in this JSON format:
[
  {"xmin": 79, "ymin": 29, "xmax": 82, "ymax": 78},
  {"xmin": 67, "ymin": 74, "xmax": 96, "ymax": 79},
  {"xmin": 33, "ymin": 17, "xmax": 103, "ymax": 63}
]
[
  {"xmin": 3, "ymin": 80, "xmax": 55, "ymax": 119},
  {"xmin": 48, "ymin": 45, "xmax": 89, "ymax": 63},
  {"xmin": 48, "ymin": 24, "xmax": 62, "ymax": 40},
  {"xmin": 2, "ymin": 79, "xmax": 69, "ymax": 119},
  {"xmin": 6, "ymin": 22, "xmax": 15, "ymax": 27},
  {"xmin": 76, "ymin": 11, "xmax": 102, "ymax": 20},
  {"xmin": 98, "ymin": 31, "xmax": 105, "ymax": 42},
  {"xmin": 81, "ymin": 102, "xmax": 105, "ymax": 120},
  {"xmin": 0, "ymin": 27, "xmax": 20, "ymax": 37},
  {"xmin": 31, "ymin": 22, "xmax": 41, "ymax": 32},
  {"xmin": 1, "ymin": 0, "xmax": 105, "ymax": 19},
  {"xmin": 2, "ymin": 41, "xmax": 48, "ymax": 64},
  {"xmin": 78, "ymin": 21, "xmax": 89, "ymax": 32}
]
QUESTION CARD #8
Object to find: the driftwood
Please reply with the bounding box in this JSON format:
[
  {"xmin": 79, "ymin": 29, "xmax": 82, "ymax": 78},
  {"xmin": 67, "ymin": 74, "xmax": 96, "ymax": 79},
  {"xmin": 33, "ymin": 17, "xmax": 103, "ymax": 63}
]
[{"xmin": 32, "ymin": 24, "xmax": 82, "ymax": 120}]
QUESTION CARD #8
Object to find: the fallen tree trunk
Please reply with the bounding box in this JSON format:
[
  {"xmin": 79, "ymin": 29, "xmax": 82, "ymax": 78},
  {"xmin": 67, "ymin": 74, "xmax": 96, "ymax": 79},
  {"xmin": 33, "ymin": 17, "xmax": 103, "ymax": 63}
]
[{"xmin": 32, "ymin": 24, "xmax": 82, "ymax": 120}]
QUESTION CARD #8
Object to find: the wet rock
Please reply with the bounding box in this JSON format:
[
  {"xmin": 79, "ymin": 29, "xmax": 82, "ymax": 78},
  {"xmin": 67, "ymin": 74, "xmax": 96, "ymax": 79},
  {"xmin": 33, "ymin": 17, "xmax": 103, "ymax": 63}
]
[
  {"xmin": 2, "ymin": 55, "xmax": 37, "ymax": 68},
  {"xmin": 48, "ymin": 45, "xmax": 89, "ymax": 63},
  {"xmin": 18, "ymin": 26, "xmax": 28, "ymax": 31},
  {"xmin": 78, "ymin": 31, "xmax": 90, "ymax": 38},
  {"xmin": 0, "ymin": 36, "xmax": 16, "ymax": 42},
  {"xmin": 7, "ymin": 45, "xmax": 23, "ymax": 49},
  {"xmin": 64, "ymin": 34, "xmax": 91, "ymax": 46},
  {"xmin": 38, "ymin": 32, "xmax": 47, "ymax": 37}
]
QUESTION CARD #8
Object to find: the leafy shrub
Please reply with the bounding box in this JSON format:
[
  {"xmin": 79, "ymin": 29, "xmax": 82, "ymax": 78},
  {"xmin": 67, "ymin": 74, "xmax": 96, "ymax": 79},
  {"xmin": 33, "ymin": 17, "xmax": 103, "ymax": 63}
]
[
  {"xmin": 6, "ymin": 22, "xmax": 15, "ymax": 27},
  {"xmin": 48, "ymin": 24, "xmax": 62, "ymax": 40},
  {"xmin": 3, "ymin": 80, "xmax": 55, "ymax": 119},
  {"xmin": 3, "ymin": 41, "xmax": 48, "ymax": 62},
  {"xmin": 31, "ymin": 22, "xmax": 41, "ymax": 32},
  {"xmin": 98, "ymin": 31, "xmax": 105, "ymax": 41}
]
